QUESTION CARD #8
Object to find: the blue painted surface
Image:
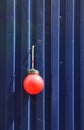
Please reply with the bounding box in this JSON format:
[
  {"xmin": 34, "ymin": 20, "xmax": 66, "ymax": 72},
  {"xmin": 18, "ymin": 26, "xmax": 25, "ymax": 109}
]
[
  {"xmin": 65, "ymin": 0, "xmax": 74, "ymax": 130},
  {"xmin": 51, "ymin": 0, "xmax": 60, "ymax": 130},
  {"xmin": 0, "ymin": 0, "xmax": 83, "ymax": 130},
  {"xmin": 80, "ymin": 0, "xmax": 84, "ymax": 130}
]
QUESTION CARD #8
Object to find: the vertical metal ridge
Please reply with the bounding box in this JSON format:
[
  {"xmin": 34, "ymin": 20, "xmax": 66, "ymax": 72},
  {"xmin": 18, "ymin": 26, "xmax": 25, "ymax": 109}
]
[
  {"xmin": 59, "ymin": 0, "xmax": 66, "ymax": 129},
  {"xmin": 45, "ymin": 0, "xmax": 51, "ymax": 129},
  {"xmin": 20, "ymin": 0, "xmax": 31, "ymax": 129},
  {"xmin": 35, "ymin": 0, "xmax": 45, "ymax": 130},
  {"xmin": 43, "ymin": 0, "xmax": 45, "ymax": 130},
  {"xmin": 12, "ymin": 0, "xmax": 15, "ymax": 125},
  {"xmin": 74, "ymin": 0, "xmax": 81, "ymax": 129},
  {"xmin": 51, "ymin": 0, "xmax": 60, "ymax": 130},
  {"xmin": 80, "ymin": 0, "xmax": 84, "ymax": 129},
  {"xmin": 72, "ymin": 0, "xmax": 75, "ymax": 129},
  {"xmin": 29, "ymin": 1, "xmax": 37, "ymax": 130},
  {"xmin": 14, "ymin": 0, "xmax": 22, "ymax": 129},
  {"xmin": 28, "ymin": 0, "xmax": 31, "ymax": 130},
  {"xmin": 6, "ymin": 0, "xmax": 15, "ymax": 129},
  {"xmin": 65, "ymin": 0, "xmax": 75, "ymax": 129},
  {"xmin": 13, "ymin": 0, "xmax": 16, "ymax": 93}
]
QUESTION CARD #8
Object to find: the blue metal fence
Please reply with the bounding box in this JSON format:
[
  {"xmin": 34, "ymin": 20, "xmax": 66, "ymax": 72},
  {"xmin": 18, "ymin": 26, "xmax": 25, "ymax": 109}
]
[{"xmin": 0, "ymin": 0, "xmax": 83, "ymax": 130}]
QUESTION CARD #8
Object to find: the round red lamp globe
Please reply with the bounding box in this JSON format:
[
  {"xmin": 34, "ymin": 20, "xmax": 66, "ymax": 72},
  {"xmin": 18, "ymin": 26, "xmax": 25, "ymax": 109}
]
[{"xmin": 23, "ymin": 69, "xmax": 44, "ymax": 95}]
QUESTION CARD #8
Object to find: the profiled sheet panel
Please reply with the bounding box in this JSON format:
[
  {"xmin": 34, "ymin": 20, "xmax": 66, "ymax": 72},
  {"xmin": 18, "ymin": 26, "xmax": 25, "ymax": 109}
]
[
  {"xmin": 28, "ymin": 0, "xmax": 45, "ymax": 130},
  {"xmin": 80, "ymin": 0, "xmax": 84, "ymax": 129},
  {"xmin": 65, "ymin": 0, "xmax": 75, "ymax": 130},
  {"xmin": 59, "ymin": 0, "xmax": 66, "ymax": 129},
  {"xmin": 29, "ymin": 1, "xmax": 37, "ymax": 130},
  {"xmin": 14, "ymin": 0, "xmax": 22, "ymax": 129},
  {"xmin": 6, "ymin": 0, "xmax": 15, "ymax": 129},
  {"xmin": 0, "ymin": 0, "xmax": 15, "ymax": 130},
  {"xmin": 1, "ymin": 0, "xmax": 84, "ymax": 130},
  {"xmin": 14, "ymin": 0, "xmax": 30, "ymax": 129},
  {"xmin": 35, "ymin": 0, "xmax": 45, "ymax": 130},
  {"xmin": 51, "ymin": 0, "xmax": 60, "ymax": 130},
  {"xmin": 0, "ymin": 0, "xmax": 7, "ymax": 129},
  {"xmin": 20, "ymin": 0, "xmax": 30, "ymax": 129},
  {"xmin": 74, "ymin": 0, "xmax": 80, "ymax": 129},
  {"xmin": 45, "ymin": 0, "xmax": 51, "ymax": 130}
]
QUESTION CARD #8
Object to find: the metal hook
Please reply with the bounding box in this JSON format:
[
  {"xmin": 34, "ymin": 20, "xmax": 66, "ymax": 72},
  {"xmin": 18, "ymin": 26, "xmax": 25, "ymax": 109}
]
[{"xmin": 32, "ymin": 45, "xmax": 35, "ymax": 68}]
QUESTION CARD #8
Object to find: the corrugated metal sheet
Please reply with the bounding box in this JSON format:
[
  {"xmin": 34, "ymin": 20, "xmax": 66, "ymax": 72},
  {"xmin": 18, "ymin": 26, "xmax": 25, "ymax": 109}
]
[{"xmin": 0, "ymin": 0, "xmax": 83, "ymax": 130}]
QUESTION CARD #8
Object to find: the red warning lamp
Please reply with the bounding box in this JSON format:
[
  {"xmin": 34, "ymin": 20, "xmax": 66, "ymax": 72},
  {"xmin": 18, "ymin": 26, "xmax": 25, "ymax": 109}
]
[{"xmin": 23, "ymin": 45, "xmax": 44, "ymax": 95}]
